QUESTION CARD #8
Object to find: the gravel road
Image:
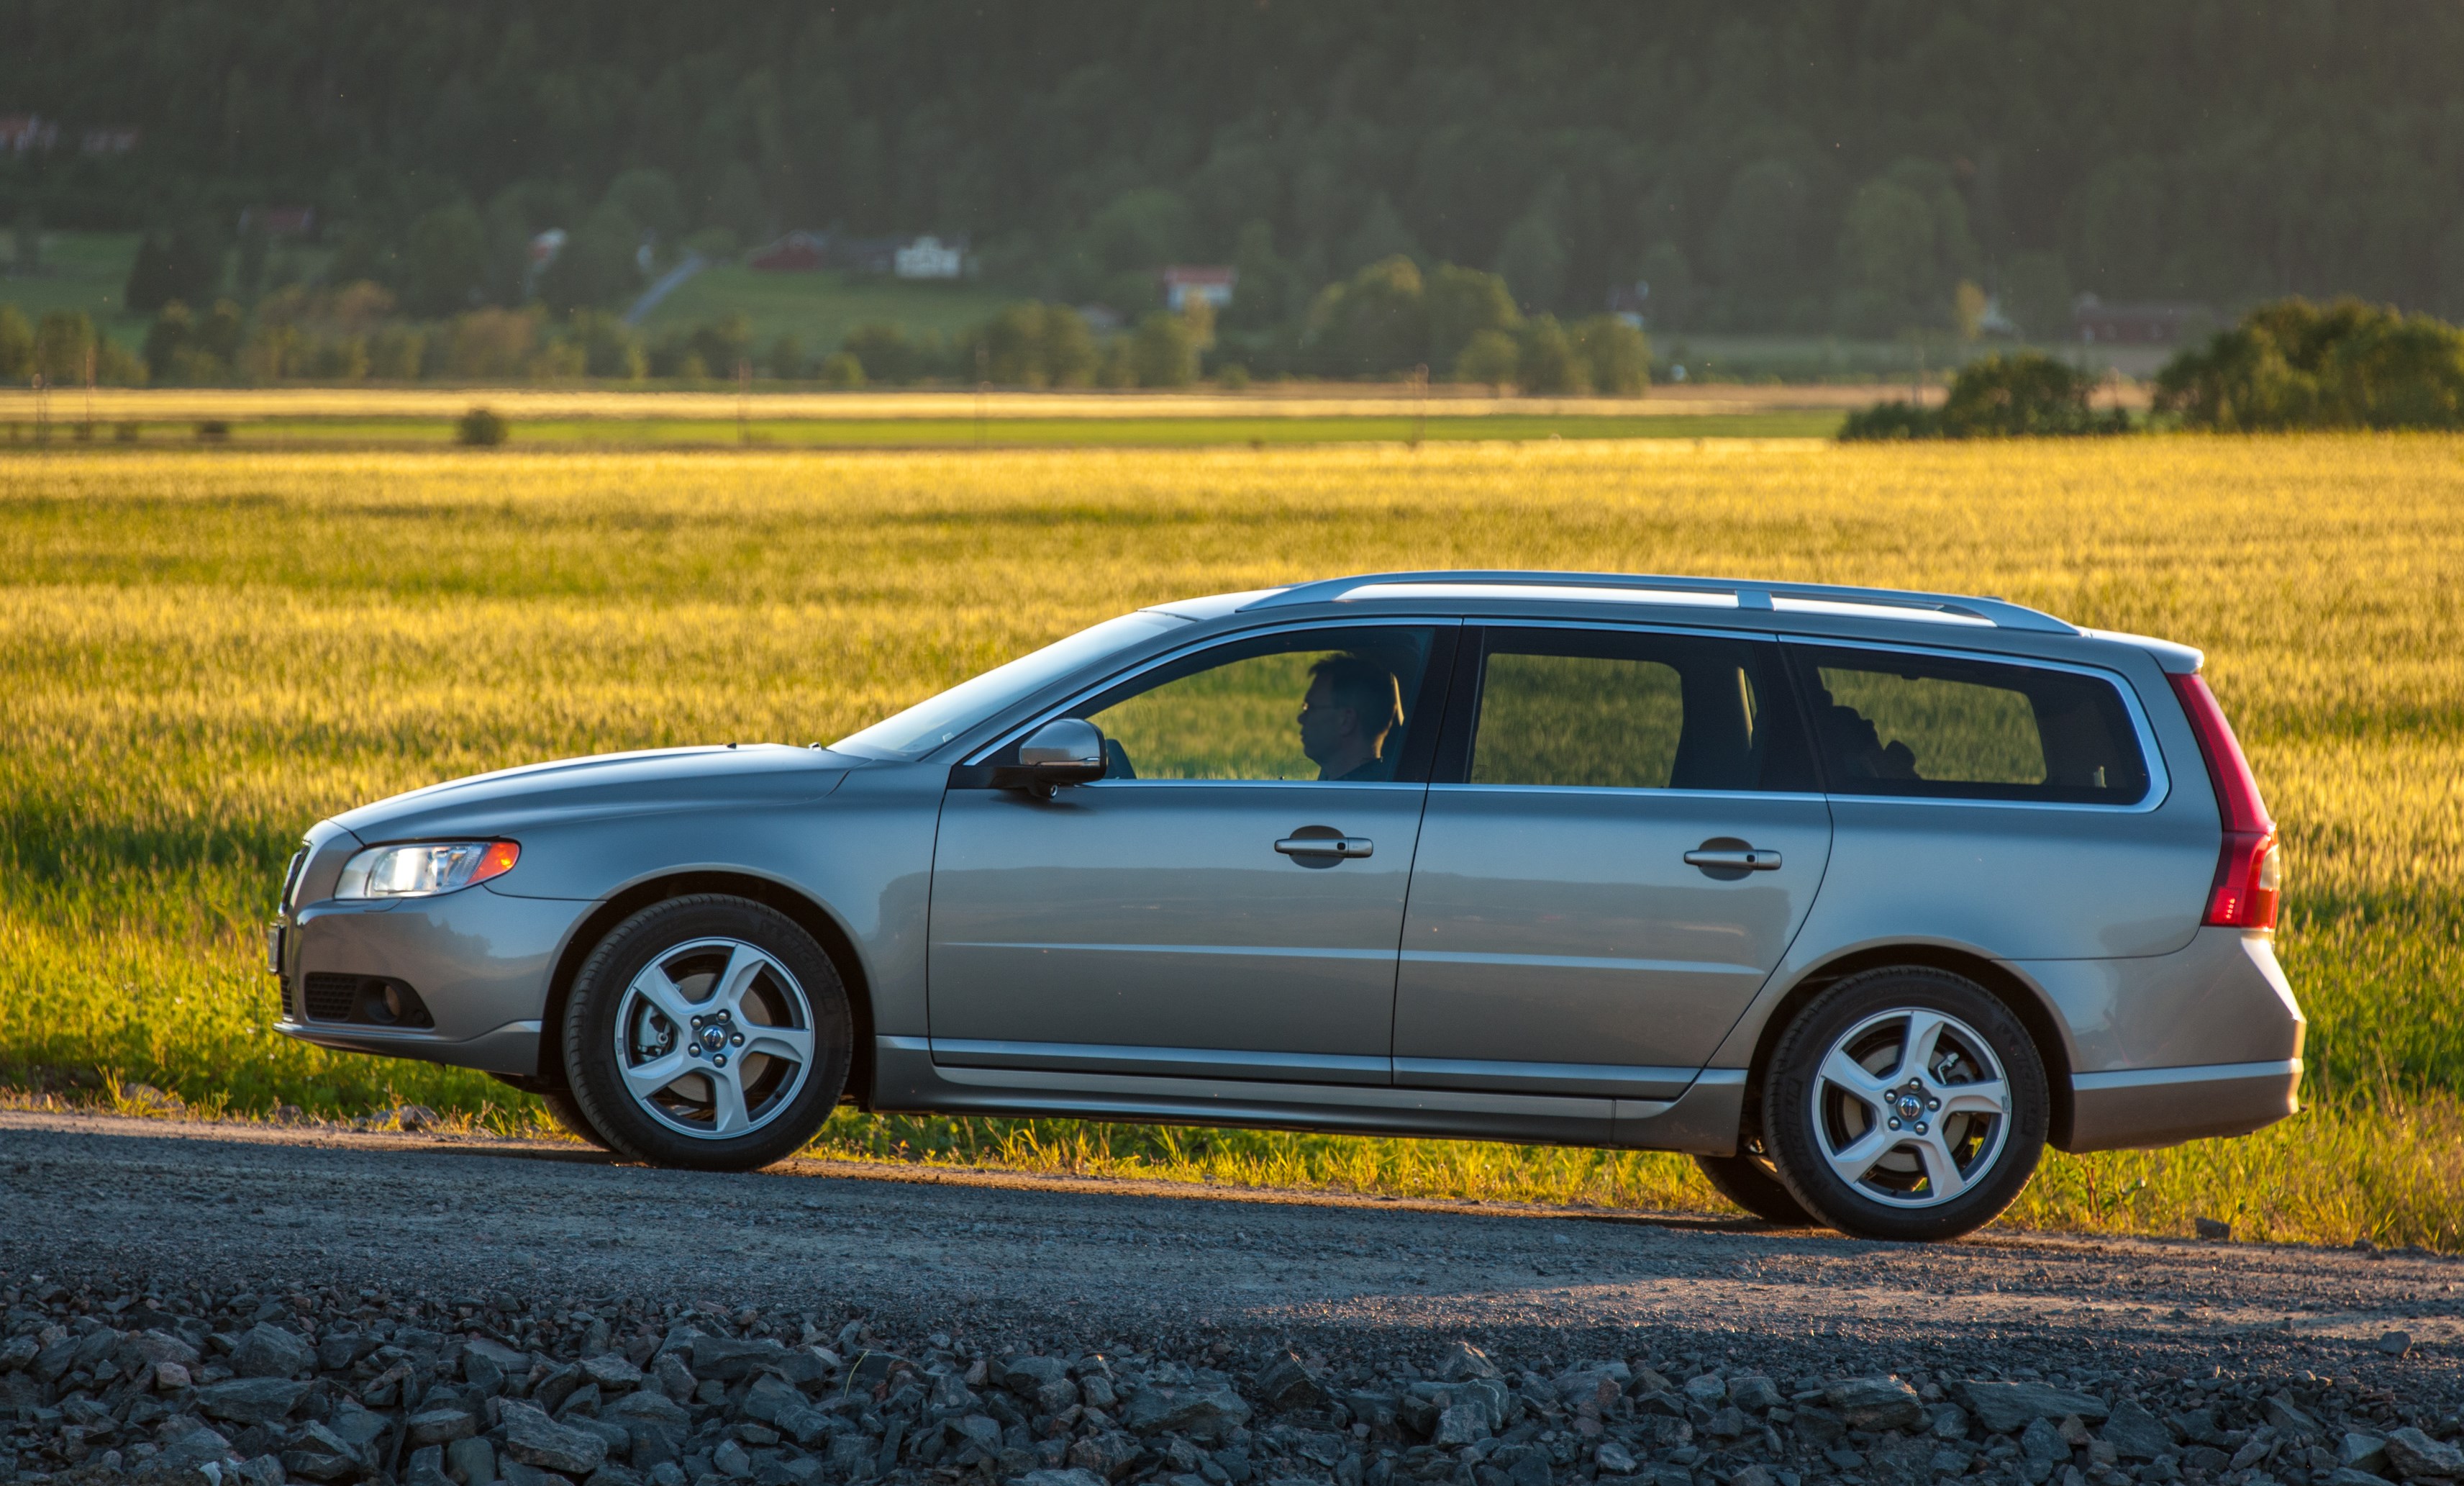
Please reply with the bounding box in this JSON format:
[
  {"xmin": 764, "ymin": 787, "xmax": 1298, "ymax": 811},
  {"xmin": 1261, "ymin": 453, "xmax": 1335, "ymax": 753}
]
[{"xmin": 1, "ymin": 1111, "xmax": 2458, "ymax": 1486}]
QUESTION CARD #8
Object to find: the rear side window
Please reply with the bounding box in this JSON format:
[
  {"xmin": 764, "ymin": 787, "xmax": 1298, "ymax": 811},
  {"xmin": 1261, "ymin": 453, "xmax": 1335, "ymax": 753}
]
[
  {"xmin": 1468, "ymin": 629, "xmax": 1815, "ymax": 792},
  {"xmin": 1791, "ymin": 645, "xmax": 2150, "ymax": 805}
]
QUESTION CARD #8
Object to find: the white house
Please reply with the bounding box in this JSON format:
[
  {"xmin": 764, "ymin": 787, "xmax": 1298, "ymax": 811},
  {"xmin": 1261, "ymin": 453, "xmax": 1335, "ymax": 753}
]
[
  {"xmin": 1160, "ymin": 266, "xmax": 1237, "ymax": 310},
  {"xmin": 894, "ymin": 235, "xmax": 965, "ymax": 279}
]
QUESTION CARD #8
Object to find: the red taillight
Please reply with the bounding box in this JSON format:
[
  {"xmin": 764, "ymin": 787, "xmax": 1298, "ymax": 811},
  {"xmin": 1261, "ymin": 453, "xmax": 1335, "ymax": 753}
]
[{"xmin": 2168, "ymin": 672, "xmax": 2281, "ymax": 929}]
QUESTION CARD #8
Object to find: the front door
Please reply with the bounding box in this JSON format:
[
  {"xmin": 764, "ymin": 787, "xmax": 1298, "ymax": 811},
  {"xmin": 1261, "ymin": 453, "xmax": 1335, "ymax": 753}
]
[
  {"xmin": 929, "ymin": 624, "xmax": 1452, "ymax": 1084},
  {"xmin": 1394, "ymin": 625, "xmax": 1833, "ymax": 1098}
]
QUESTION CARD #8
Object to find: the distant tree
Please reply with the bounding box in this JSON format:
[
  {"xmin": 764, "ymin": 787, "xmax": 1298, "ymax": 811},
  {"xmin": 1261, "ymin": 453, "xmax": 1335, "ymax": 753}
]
[
  {"xmin": 1834, "ymin": 159, "xmax": 1978, "ymax": 337},
  {"xmin": 1129, "ymin": 310, "xmax": 1197, "ymax": 386},
  {"xmin": 843, "ymin": 323, "xmax": 920, "ymax": 384},
  {"xmin": 404, "ymin": 202, "xmax": 489, "ymax": 318},
  {"xmin": 979, "ymin": 303, "xmax": 1042, "ymax": 385},
  {"xmin": 1570, "ymin": 314, "xmax": 1650, "ymax": 395},
  {"xmin": 1706, "ymin": 158, "xmax": 1818, "ymax": 324},
  {"xmin": 2153, "ymin": 297, "xmax": 2464, "ymax": 430},
  {"xmin": 1088, "ymin": 189, "xmax": 1195, "ymax": 275},
  {"xmin": 1309, "ymin": 255, "xmax": 1425, "ymax": 376},
  {"xmin": 1226, "ymin": 221, "xmax": 1302, "ymax": 331},
  {"xmin": 764, "ymin": 332, "xmax": 804, "ymax": 380},
  {"xmin": 817, "ymin": 351, "xmax": 865, "ymax": 389},
  {"xmin": 2001, "ymin": 252, "xmax": 2076, "ymax": 343},
  {"xmin": 568, "ymin": 310, "xmax": 646, "ymax": 380},
  {"xmin": 540, "ymin": 201, "xmax": 645, "ymax": 312},
  {"xmin": 32, "ymin": 312, "xmax": 95, "ymax": 384},
  {"xmin": 0, "ymin": 304, "xmax": 33, "ymax": 381},
  {"xmin": 368, "ymin": 325, "xmax": 426, "ymax": 381},
  {"xmin": 1453, "ymin": 327, "xmax": 1519, "ymax": 391},
  {"xmin": 706, "ymin": 162, "xmax": 770, "ymax": 247},
  {"xmin": 143, "ymin": 302, "xmax": 195, "ymax": 382},
  {"xmin": 1954, "ymin": 281, "xmax": 1989, "ymax": 342},
  {"xmin": 1340, "ymin": 193, "xmax": 1419, "ymax": 276},
  {"xmin": 1424, "ymin": 264, "xmax": 1519, "ymax": 372},
  {"xmin": 1842, "ymin": 351, "xmax": 2127, "ymax": 439},
  {"xmin": 125, "ymin": 225, "xmax": 222, "ymax": 314},
  {"xmin": 1514, "ymin": 314, "xmax": 1583, "ymax": 394},
  {"xmin": 195, "ymin": 301, "xmax": 245, "ymax": 367},
  {"xmin": 603, "ymin": 168, "xmax": 687, "ymax": 255},
  {"xmin": 12, "ymin": 209, "xmax": 39, "ymax": 275},
  {"xmin": 1635, "ymin": 241, "xmax": 1694, "ymax": 331},
  {"xmin": 442, "ymin": 308, "xmax": 542, "ymax": 379},
  {"xmin": 236, "ymin": 214, "xmax": 271, "ymax": 296},
  {"xmin": 1495, "ymin": 209, "xmax": 1567, "ymax": 312},
  {"xmin": 1035, "ymin": 304, "xmax": 1099, "ymax": 387}
]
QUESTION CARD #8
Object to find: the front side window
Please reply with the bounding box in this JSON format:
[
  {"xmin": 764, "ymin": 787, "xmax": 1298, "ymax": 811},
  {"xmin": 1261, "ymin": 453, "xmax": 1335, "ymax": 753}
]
[
  {"xmin": 1468, "ymin": 629, "xmax": 1814, "ymax": 792},
  {"xmin": 1792, "ymin": 645, "xmax": 2151, "ymax": 804},
  {"xmin": 1070, "ymin": 626, "xmax": 1441, "ymax": 782}
]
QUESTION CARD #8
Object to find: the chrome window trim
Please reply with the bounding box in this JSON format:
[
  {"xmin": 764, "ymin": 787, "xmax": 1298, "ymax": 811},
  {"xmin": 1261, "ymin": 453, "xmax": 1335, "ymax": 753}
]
[
  {"xmin": 960, "ymin": 615, "xmax": 1463, "ymax": 766},
  {"xmin": 1429, "ymin": 782, "xmax": 1829, "ymax": 805},
  {"xmin": 1787, "ymin": 635, "xmax": 2173, "ymax": 815}
]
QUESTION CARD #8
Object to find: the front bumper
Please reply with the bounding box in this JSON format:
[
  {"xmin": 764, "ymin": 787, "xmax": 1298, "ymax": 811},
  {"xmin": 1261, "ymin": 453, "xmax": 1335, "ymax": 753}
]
[{"xmin": 275, "ymin": 884, "xmax": 588, "ymax": 1079}]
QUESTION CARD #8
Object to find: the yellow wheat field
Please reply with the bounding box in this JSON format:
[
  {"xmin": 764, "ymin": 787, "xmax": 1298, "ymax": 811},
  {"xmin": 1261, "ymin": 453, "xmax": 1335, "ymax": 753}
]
[{"xmin": 2, "ymin": 436, "xmax": 2460, "ymax": 1246}]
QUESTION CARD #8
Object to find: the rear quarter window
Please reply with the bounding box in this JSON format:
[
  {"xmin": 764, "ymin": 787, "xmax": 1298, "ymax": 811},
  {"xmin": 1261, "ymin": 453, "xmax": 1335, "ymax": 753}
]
[{"xmin": 1789, "ymin": 644, "xmax": 2151, "ymax": 805}]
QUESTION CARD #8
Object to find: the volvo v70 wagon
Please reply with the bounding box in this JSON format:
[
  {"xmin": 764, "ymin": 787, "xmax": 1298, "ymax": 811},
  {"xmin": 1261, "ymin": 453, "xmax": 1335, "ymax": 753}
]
[{"xmin": 271, "ymin": 571, "xmax": 2299, "ymax": 1241}]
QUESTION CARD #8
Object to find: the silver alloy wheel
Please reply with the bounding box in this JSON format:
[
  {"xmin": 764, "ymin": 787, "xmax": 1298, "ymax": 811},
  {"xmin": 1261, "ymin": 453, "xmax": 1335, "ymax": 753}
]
[
  {"xmin": 1809, "ymin": 1007, "xmax": 2012, "ymax": 1208},
  {"xmin": 610, "ymin": 936, "xmax": 817, "ymax": 1141}
]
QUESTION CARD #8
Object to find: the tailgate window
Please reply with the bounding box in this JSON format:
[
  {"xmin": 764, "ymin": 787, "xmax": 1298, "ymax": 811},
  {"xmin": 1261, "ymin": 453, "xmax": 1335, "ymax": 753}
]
[{"xmin": 1789, "ymin": 645, "xmax": 2150, "ymax": 805}]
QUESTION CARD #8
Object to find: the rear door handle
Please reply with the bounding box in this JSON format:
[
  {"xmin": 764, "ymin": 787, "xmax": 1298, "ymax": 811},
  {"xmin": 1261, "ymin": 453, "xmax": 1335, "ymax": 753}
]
[
  {"xmin": 1684, "ymin": 847, "xmax": 1782, "ymax": 871},
  {"xmin": 1276, "ymin": 835, "xmax": 1373, "ymax": 859}
]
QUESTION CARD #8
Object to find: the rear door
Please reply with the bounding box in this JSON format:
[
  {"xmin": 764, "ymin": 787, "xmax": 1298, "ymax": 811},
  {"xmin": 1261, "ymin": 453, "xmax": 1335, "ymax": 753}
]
[{"xmin": 1393, "ymin": 624, "xmax": 1833, "ymax": 1099}]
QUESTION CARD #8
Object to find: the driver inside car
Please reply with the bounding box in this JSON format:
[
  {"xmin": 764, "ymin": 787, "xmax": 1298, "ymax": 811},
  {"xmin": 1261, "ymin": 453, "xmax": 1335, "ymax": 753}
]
[{"xmin": 1296, "ymin": 652, "xmax": 1404, "ymax": 782}]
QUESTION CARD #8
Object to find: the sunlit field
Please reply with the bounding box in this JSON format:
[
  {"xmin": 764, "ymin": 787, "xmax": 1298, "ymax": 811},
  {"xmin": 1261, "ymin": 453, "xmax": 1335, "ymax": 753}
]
[{"xmin": 4, "ymin": 437, "xmax": 2460, "ymax": 1248}]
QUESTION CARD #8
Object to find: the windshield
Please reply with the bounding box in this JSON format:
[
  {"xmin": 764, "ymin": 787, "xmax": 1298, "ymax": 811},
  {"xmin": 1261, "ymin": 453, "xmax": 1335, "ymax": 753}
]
[{"xmin": 830, "ymin": 610, "xmax": 1188, "ymax": 760}]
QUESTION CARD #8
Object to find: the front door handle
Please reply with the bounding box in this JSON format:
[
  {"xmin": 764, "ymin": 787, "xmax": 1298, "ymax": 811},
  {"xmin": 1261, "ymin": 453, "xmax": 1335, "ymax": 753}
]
[
  {"xmin": 1684, "ymin": 846, "xmax": 1782, "ymax": 871},
  {"xmin": 1276, "ymin": 834, "xmax": 1373, "ymax": 859}
]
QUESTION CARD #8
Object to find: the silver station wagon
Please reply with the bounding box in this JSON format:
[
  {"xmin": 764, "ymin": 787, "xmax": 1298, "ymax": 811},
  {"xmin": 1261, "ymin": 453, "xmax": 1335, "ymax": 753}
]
[{"xmin": 271, "ymin": 571, "xmax": 2300, "ymax": 1241}]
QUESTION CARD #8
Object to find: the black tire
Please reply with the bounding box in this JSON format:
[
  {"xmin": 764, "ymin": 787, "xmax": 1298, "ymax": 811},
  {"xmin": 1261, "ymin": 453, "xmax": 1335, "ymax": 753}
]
[
  {"xmin": 1762, "ymin": 967, "xmax": 2048, "ymax": 1242},
  {"xmin": 538, "ymin": 1084, "xmax": 614, "ymax": 1151},
  {"xmin": 1694, "ymin": 1150, "xmax": 1814, "ymax": 1226},
  {"xmin": 563, "ymin": 894, "xmax": 852, "ymax": 1172}
]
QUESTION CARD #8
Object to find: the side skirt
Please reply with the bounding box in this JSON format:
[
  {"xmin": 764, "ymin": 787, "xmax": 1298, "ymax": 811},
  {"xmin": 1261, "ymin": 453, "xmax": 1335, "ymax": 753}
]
[{"xmin": 873, "ymin": 1036, "xmax": 1745, "ymax": 1154}]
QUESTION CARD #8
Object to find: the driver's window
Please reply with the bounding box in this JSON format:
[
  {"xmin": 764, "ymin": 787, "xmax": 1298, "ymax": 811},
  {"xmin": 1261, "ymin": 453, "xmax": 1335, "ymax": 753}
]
[{"xmin": 1081, "ymin": 627, "xmax": 1436, "ymax": 782}]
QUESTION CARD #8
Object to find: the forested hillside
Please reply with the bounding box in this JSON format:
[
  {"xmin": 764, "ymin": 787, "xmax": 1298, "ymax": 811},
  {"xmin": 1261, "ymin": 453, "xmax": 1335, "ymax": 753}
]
[{"xmin": 2, "ymin": 1, "xmax": 2460, "ymax": 336}]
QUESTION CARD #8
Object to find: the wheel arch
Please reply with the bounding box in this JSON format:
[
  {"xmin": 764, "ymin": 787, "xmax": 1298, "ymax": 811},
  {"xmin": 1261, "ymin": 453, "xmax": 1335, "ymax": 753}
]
[
  {"xmin": 1738, "ymin": 943, "xmax": 2077, "ymax": 1151},
  {"xmin": 537, "ymin": 870, "xmax": 879, "ymax": 1110}
]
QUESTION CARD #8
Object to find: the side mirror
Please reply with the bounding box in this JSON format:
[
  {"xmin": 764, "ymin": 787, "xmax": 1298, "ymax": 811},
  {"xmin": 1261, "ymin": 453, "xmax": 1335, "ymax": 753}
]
[{"xmin": 992, "ymin": 717, "xmax": 1109, "ymax": 797}]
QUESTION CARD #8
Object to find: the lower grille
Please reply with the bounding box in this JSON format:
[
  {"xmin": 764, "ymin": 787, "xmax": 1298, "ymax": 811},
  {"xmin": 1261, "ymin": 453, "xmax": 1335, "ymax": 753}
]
[
  {"xmin": 304, "ymin": 973, "xmax": 359, "ymax": 1022},
  {"xmin": 279, "ymin": 977, "xmax": 296, "ymax": 1020}
]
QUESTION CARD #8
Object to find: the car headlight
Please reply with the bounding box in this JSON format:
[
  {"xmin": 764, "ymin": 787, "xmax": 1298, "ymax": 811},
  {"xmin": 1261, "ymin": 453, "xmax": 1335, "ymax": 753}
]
[{"xmin": 335, "ymin": 841, "xmax": 520, "ymax": 899}]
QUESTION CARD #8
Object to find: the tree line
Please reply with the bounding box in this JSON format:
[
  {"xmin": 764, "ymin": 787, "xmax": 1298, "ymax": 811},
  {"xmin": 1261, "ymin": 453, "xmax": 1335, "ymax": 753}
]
[{"xmin": 5, "ymin": 1, "xmax": 2463, "ymax": 346}]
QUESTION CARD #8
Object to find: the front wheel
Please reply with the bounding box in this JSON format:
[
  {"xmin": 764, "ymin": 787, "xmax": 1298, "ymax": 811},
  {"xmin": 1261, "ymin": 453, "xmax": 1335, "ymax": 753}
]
[
  {"xmin": 563, "ymin": 895, "xmax": 852, "ymax": 1172},
  {"xmin": 1762, "ymin": 968, "xmax": 2047, "ymax": 1242}
]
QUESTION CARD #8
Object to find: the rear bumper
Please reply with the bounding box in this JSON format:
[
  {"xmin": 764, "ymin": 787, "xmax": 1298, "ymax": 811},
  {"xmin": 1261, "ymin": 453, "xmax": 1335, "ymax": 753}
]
[{"xmin": 2066, "ymin": 1058, "xmax": 2302, "ymax": 1151}]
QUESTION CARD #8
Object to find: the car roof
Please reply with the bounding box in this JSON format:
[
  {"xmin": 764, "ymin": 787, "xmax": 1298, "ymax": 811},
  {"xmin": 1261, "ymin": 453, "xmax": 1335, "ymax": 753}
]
[{"xmin": 1144, "ymin": 571, "xmax": 2209, "ymax": 674}]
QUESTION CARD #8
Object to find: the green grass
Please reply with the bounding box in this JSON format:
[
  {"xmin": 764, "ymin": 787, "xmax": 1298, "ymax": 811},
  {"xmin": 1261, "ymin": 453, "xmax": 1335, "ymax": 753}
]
[
  {"xmin": 1, "ymin": 412, "xmax": 1842, "ymax": 448},
  {"xmin": 4, "ymin": 438, "xmax": 2462, "ymax": 1247},
  {"xmin": 0, "ymin": 230, "xmax": 148, "ymax": 346},
  {"xmin": 639, "ymin": 263, "xmax": 1012, "ymax": 348}
]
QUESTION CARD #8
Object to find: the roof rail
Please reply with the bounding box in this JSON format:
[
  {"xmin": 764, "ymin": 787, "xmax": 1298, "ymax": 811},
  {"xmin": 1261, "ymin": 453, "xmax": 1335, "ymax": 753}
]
[{"xmin": 1237, "ymin": 570, "xmax": 2076, "ymax": 633}]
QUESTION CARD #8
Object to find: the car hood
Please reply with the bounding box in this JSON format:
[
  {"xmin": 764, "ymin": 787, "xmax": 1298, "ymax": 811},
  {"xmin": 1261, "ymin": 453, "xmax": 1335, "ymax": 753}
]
[{"xmin": 332, "ymin": 744, "xmax": 859, "ymax": 843}]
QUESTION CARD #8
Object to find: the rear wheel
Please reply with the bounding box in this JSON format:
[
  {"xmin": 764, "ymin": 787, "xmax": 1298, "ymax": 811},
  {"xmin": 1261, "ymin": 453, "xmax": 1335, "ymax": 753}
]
[
  {"xmin": 1762, "ymin": 967, "xmax": 2047, "ymax": 1242},
  {"xmin": 1693, "ymin": 1149, "xmax": 1812, "ymax": 1226},
  {"xmin": 563, "ymin": 895, "xmax": 852, "ymax": 1172}
]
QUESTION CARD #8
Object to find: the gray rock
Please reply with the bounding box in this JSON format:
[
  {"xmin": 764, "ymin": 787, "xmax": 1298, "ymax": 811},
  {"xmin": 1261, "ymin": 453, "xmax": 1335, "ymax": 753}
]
[
  {"xmin": 196, "ymin": 1377, "xmax": 311, "ymax": 1425},
  {"xmin": 501, "ymin": 1397, "xmax": 612, "ymax": 1476},
  {"xmin": 2099, "ymin": 1400, "xmax": 2171, "ymax": 1460},
  {"xmin": 534, "ymin": 1362, "xmax": 585, "ymax": 1414},
  {"xmin": 1068, "ymin": 1430, "xmax": 1143, "ymax": 1480},
  {"xmin": 1021, "ymin": 1471, "xmax": 1107, "ymax": 1486},
  {"xmin": 1958, "ymin": 1380, "xmax": 2111, "ymax": 1435},
  {"xmin": 586, "ymin": 1467, "xmax": 649, "ymax": 1486},
  {"xmin": 825, "ymin": 1431, "xmax": 877, "ymax": 1480},
  {"xmin": 2386, "ymin": 1426, "xmax": 2464, "ymax": 1481},
  {"xmin": 281, "ymin": 1420, "xmax": 365, "ymax": 1482},
  {"xmin": 582, "ymin": 1353, "xmax": 645, "ymax": 1390},
  {"xmin": 2020, "ymin": 1417, "xmax": 2068, "ymax": 1464},
  {"xmin": 2170, "ymin": 1408, "xmax": 2226, "ymax": 1446},
  {"xmin": 229, "ymin": 1323, "xmax": 317, "ymax": 1379},
  {"xmin": 1438, "ymin": 1341, "xmax": 1501, "ymax": 1382},
  {"xmin": 121, "ymin": 1328, "xmax": 202, "ymax": 1372},
  {"xmin": 1727, "ymin": 1375, "xmax": 1782, "ymax": 1413},
  {"xmin": 712, "ymin": 1437, "xmax": 754, "ymax": 1477},
  {"xmin": 2340, "ymin": 1431, "xmax": 2388, "ymax": 1474},
  {"xmin": 928, "ymin": 1369, "xmax": 981, "ymax": 1413},
  {"xmin": 691, "ymin": 1334, "xmax": 790, "ymax": 1382},
  {"xmin": 742, "ymin": 1372, "xmax": 806, "ymax": 1423},
  {"xmin": 609, "ymin": 1388, "xmax": 692, "ymax": 1427},
  {"xmin": 2193, "ymin": 1216, "xmax": 2231, "ymax": 1240},
  {"xmin": 1683, "ymin": 1373, "xmax": 1727, "ymax": 1406},
  {"xmin": 70, "ymin": 1326, "xmax": 124, "ymax": 1372},
  {"xmin": 0, "ymin": 1334, "xmax": 35, "ymax": 1372},
  {"xmin": 157, "ymin": 1423, "xmax": 240, "ymax": 1472},
  {"xmin": 499, "ymin": 1459, "xmax": 560, "ymax": 1486},
  {"xmin": 1254, "ymin": 1352, "xmax": 1331, "ymax": 1414},
  {"xmin": 1595, "ymin": 1441, "xmax": 1637, "ymax": 1475},
  {"xmin": 1119, "ymin": 1385, "xmax": 1253, "ymax": 1441},
  {"xmin": 1827, "ymin": 1377, "xmax": 1924, "ymax": 1432},
  {"xmin": 407, "ymin": 1443, "xmax": 454, "ymax": 1486},
  {"xmin": 447, "ymin": 1435, "xmax": 498, "ymax": 1486},
  {"xmin": 329, "ymin": 1402, "xmax": 392, "ymax": 1451},
  {"xmin": 410, "ymin": 1407, "xmax": 480, "ymax": 1446},
  {"xmin": 2265, "ymin": 1393, "xmax": 2324, "ymax": 1437},
  {"xmin": 652, "ymin": 1352, "xmax": 696, "ymax": 1403},
  {"xmin": 1932, "ymin": 1405, "xmax": 1970, "ymax": 1440},
  {"xmin": 2326, "ymin": 1470, "xmax": 2397, "ymax": 1486},
  {"xmin": 30, "ymin": 1335, "xmax": 78, "ymax": 1382},
  {"xmin": 773, "ymin": 1403, "xmax": 836, "ymax": 1447},
  {"xmin": 2378, "ymin": 1331, "xmax": 2414, "ymax": 1357},
  {"xmin": 1432, "ymin": 1403, "xmax": 1491, "ymax": 1446}
]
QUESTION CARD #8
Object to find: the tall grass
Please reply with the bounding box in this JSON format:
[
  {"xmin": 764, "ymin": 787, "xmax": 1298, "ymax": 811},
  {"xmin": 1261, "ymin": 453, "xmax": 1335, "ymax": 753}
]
[{"xmin": 3, "ymin": 438, "xmax": 2460, "ymax": 1246}]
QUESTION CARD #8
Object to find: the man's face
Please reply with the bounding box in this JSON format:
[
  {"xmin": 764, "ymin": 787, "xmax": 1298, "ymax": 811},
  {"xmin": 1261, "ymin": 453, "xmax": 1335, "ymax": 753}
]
[{"xmin": 1296, "ymin": 675, "xmax": 1348, "ymax": 765}]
